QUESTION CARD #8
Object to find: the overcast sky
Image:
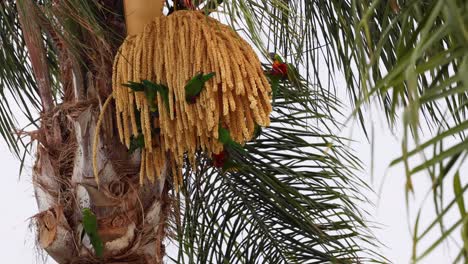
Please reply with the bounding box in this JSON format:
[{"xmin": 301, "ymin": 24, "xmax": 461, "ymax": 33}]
[
  {"xmin": 0, "ymin": 8, "xmax": 463, "ymax": 263},
  {"xmin": 0, "ymin": 105, "xmax": 461, "ymax": 263}
]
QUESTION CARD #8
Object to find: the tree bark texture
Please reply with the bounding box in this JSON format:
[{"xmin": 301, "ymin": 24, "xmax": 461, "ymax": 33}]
[{"xmin": 29, "ymin": 0, "xmax": 169, "ymax": 263}]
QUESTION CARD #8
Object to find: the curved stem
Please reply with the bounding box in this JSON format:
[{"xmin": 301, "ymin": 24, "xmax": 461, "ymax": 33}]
[
  {"xmin": 17, "ymin": 0, "xmax": 54, "ymax": 112},
  {"xmin": 92, "ymin": 93, "xmax": 114, "ymax": 185}
]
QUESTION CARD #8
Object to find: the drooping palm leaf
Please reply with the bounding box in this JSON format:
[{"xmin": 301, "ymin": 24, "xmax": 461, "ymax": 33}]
[
  {"xmin": 349, "ymin": 0, "xmax": 468, "ymax": 262},
  {"xmin": 2, "ymin": 0, "xmax": 466, "ymax": 262},
  {"xmin": 0, "ymin": 1, "xmax": 42, "ymax": 156},
  {"xmin": 1, "ymin": 0, "xmax": 383, "ymax": 262},
  {"xmin": 173, "ymin": 74, "xmax": 382, "ymax": 263},
  {"xmin": 0, "ymin": 0, "xmax": 124, "ymax": 164},
  {"xmin": 211, "ymin": 0, "xmax": 468, "ymax": 261}
]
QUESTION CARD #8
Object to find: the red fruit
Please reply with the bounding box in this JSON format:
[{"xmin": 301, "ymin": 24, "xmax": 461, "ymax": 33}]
[{"xmin": 271, "ymin": 60, "xmax": 288, "ymax": 78}]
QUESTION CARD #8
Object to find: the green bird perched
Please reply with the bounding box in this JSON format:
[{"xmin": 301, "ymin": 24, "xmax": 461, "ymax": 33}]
[
  {"xmin": 253, "ymin": 124, "xmax": 262, "ymax": 140},
  {"xmin": 142, "ymin": 80, "xmax": 170, "ymax": 112},
  {"xmin": 218, "ymin": 126, "xmax": 246, "ymax": 154},
  {"xmin": 267, "ymin": 53, "xmax": 302, "ymax": 103},
  {"xmin": 82, "ymin": 208, "xmax": 104, "ymax": 258},
  {"xmin": 123, "ymin": 80, "xmax": 169, "ymax": 112},
  {"xmin": 267, "ymin": 54, "xmax": 288, "ymax": 102},
  {"xmin": 128, "ymin": 134, "xmax": 145, "ymax": 154},
  {"xmin": 185, "ymin": 72, "xmax": 215, "ymax": 104},
  {"xmin": 214, "ymin": 126, "xmax": 247, "ymax": 172}
]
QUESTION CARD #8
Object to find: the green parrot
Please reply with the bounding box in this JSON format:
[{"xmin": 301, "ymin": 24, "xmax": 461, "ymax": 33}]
[
  {"xmin": 141, "ymin": 80, "xmax": 170, "ymax": 112},
  {"xmin": 82, "ymin": 208, "xmax": 104, "ymax": 258},
  {"xmin": 185, "ymin": 72, "xmax": 215, "ymax": 104},
  {"xmin": 269, "ymin": 52, "xmax": 284, "ymax": 63},
  {"xmin": 123, "ymin": 80, "xmax": 169, "ymax": 112},
  {"xmin": 218, "ymin": 126, "xmax": 246, "ymax": 154},
  {"xmin": 268, "ymin": 54, "xmax": 286, "ymax": 102},
  {"xmin": 213, "ymin": 126, "xmax": 247, "ymax": 172},
  {"xmin": 267, "ymin": 53, "xmax": 301, "ymax": 102},
  {"xmin": 128, "ymin": 134, "xmax": 145, "ymax": 154},
  {"xmin": 253, "ymin": 124, "xmax": 262, "ymax": 140}
]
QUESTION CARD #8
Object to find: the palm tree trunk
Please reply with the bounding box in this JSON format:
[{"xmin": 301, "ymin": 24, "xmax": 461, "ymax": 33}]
[{"xmin": 32, "ymin": 1, "xmax": 168, "ymax": 263}]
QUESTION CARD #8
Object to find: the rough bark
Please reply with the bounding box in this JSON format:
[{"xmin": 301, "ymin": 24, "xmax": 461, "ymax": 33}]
[
  {"xmin": 17, "ymin": 0, "xmax": 55, "ymax": 112},
  {"xmin": 30, "ymin": 1, "xmax": 170, "ymax": 263},
  {"xmin": 33, "ymin": 103, "xmax": 170, "ymax": 263}
]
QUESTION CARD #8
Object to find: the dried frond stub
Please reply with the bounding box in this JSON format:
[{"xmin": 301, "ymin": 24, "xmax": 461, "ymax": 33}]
[{"xmin": 112, "ymin": 11, "xmax": 272, "ymax": 187}]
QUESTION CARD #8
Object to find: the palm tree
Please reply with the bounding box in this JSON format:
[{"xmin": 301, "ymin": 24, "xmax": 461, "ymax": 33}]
[{"xmin": 0, "ymin": 0, "xmax": 466, "ymax": 263}]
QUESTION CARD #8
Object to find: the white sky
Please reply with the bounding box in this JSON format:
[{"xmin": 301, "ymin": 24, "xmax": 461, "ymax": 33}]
[
  {"xmin": 0, "ymin": 107, "xmax": 461, "ymax": 263},
  {"xmin": 0, "ymin": 7, "xmax": 464, "ymax": 264}
]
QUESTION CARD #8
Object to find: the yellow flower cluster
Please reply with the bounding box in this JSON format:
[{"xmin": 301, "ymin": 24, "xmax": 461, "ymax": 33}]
[{"xmin": 112, "ymin": 11, "xmax": 272, "ymax": 188}]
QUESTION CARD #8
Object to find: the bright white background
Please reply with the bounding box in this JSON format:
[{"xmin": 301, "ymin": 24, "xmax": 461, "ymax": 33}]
[
  {"xmin": 0, "ymin": 108, "xmax": 460, "ymax": 264},
  {"xmin": 0, "ymin": 10, "xmax": 463, "ymax": 264}
]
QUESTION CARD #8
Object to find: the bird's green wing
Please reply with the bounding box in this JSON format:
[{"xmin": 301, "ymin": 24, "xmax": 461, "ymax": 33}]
[
  {"xmin": 218, "ymin": 126, "xmax": 246, "ymax": 154},
  {"xmin": 122, "ymin": 81, "xmax": 145, "ymax": 92},
  {"xmin": 142, "ymin": 80, "xmax": 170, "ymax": 112},
  {"xmin": 185, "ymin": 72, "xmax": 215, "ymax": 101},
  {"xmin": 201, "ymin": 72, "xmax": 216, "ymax": 82},
  {"xmin": 270, "ymin": 75, "xmax": 280, "ymax": 102},
  {"xmin": 82, "ymin": 208, "xmax": 104, "ymax": 258},
  {"xmin": 185, "ymin": 73, "xmax": 204, "ymax": 98},
  {"xmin": 129, "ymin": 134, "xmax": 145, "ymax": 154},
  {"xmin": 218, "ymin": 126, "xmax": 231, "ymax": 145}
]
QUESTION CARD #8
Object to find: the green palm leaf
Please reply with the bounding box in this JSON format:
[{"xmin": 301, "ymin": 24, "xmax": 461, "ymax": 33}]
[
  {"xmin": 348, "ymin": 0, "xmax": 468, "ymax": 262},
  {"xmin": 1, "ymin": 0, "xmax": 466, "ymax": 262},
  {"xmin": 173, "ymin": 76, "xmax": 382, "ymax": 263}
]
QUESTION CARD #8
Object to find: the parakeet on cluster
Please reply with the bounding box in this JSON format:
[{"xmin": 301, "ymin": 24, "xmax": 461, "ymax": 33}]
[{"xmin": 184, "ymin": 72, "xmax": 215, "ymax": 104}]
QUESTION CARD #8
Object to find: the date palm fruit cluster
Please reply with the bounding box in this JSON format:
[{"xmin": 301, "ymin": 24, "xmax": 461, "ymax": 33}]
[{"xmin": 109, "ymin": 11, "xmax": 272, "ymax": 188}]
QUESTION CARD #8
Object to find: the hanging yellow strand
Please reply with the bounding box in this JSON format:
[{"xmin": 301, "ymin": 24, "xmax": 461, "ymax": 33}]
[
  {"xmin": 93, "ymin": 93, "xmax": 115, "ymax": 185},
  {"xmin": 112, "ymin": 11, "xmax": 272, "ymax": 188}
]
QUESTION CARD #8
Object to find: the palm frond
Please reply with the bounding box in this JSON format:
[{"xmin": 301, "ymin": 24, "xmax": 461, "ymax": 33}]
[
  {"xmin": 212, "ymin": 0, "xmax": 468, "ymax": 261},
  {"xmin": 0, "ymin": 0, "xmax": 42, "ymax": 156},
  {"xmin": 173, "ymin": 3, "xmax": 384, "ymax": 260},
  {"xmin": 173, "ymin": 73, "xmax": 383, "ymax": 263},
  {"xmin": 0, "ymin": 0, "xmax": 124, "ymax": 155},
  {"xmin": 350, "ymin": 0, "xmax": 468, "ymax": 261}
]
